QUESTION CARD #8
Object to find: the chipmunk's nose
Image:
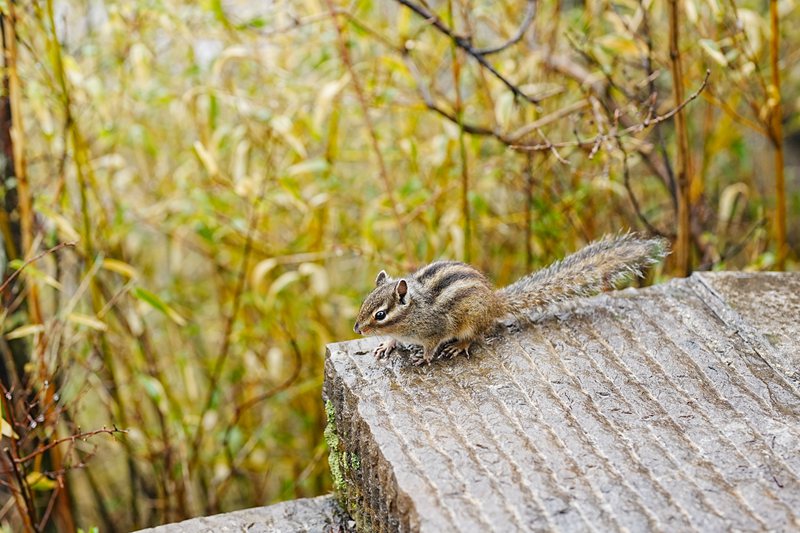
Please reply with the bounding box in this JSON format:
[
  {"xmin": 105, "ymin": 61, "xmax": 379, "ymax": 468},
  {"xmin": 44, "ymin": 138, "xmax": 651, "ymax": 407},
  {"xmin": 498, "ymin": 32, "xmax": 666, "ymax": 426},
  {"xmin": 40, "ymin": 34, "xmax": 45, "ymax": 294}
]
[{"xmin": 353, "ymin": 322, "xmax": 361, "ymax": 335}]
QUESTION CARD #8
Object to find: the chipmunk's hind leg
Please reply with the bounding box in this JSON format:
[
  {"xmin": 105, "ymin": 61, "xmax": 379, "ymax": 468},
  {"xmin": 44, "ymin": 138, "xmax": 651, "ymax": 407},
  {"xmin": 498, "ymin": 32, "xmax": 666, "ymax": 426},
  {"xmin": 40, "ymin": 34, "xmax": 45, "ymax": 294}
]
[{"xmin": 437, "ymin": 338, "xmax": 474, "ymax": 360}]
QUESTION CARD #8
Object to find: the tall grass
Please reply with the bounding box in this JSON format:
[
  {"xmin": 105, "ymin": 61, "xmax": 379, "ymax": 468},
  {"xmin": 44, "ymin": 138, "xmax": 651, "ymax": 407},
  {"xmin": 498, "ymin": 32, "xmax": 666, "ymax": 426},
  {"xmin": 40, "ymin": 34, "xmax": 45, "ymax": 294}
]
[{"xmin": 1, "ymin": 0, "xmax": 797, "ymax": 530}]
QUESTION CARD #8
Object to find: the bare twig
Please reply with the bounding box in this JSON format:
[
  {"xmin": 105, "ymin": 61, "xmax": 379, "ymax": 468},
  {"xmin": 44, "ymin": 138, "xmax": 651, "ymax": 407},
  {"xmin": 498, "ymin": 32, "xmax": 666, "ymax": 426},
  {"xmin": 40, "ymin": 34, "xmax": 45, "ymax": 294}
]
[
  {"xmin": 472, "ymin": 0, "xmax": 537, "ymax": 55},
  {"xmin": 512, "ymin": 70, "xmax": 710, "ymax": 152},
  {"xmin": 1, "ymin": 384, "xmax": 37, "ymax": 532},
  {"xmin": 215, "ymin": 323, "xmax": 303, "ymax": 505},
  {"xmin": 394, "ymin": 0, "xmax": 541, "ymax": 104},
  {"xmin": 188, "ymin": 183, "xmax": 265, "ymax": 473},
  {"xmin": 618, "ymin": 142, "xmax": 666, "ymax": 237},
  {"xmin": 12, "ymin": 427, "xmax": 124, "ymax": 464},
  {"xmin": 446, "ymin": 0, "xmax": 472, "ymax": 261},
  {"xmin": 702, "ymin": 88, "xmax": 767, "ymax": 136},
  {"xmin": 706, "ymin": 219, "xmax": 767, "ymax": 270},
  {"xmin": 523, "ymin": 154, "xmax": 535, "ymax": 270},
  {"xmin": 508, "ymin": 100, "xmax": 589, "ymax": 142},
  {"xmin": 229, "ymin": 342, "xmax": 301, "ymax": 441},
  {"xmin": 536, "ymin": 127, "xmax": 569, "ymax": 165},
  {"xmin": 401, "ymin": 52, "xmax": 504, "ymax": 138},
  {"xmin": 0, "ymin": 242, "xmax": 76, "ymax": 298},
  {"xmin": 324, "ymin": 0, "xmax": 412, "ymax": 259},
  {"xmin": 2, "ymin": 5, "xmax": 39, "ymax": 325},
  {"xmin": 3, "ymin": 448, "xmax": 37, "ymax": 532}
]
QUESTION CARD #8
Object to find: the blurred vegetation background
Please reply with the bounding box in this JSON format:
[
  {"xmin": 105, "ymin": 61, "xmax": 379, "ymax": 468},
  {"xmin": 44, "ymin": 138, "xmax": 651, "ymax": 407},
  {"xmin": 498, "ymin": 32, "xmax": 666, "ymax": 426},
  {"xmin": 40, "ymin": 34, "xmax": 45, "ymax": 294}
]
[{"xmin": 0, "ymin": 0, "xmax": 797, "ymax": 530}]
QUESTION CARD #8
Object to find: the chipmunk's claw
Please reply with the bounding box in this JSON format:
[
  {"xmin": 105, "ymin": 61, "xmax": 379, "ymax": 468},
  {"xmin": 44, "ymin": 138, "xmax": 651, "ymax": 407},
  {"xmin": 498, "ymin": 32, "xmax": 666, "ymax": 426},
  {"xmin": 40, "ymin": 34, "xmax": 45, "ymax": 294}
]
[
  {"xmin": 373, "ymin": 338, "xmax": 397, "ymax": 359},
  {"xmin": 438, "ymin": 339, "xmax": 472, "ymax": 360},
  {"xmin": 410, "ymin": 346, "xmax": 435, "ymax": 366}
]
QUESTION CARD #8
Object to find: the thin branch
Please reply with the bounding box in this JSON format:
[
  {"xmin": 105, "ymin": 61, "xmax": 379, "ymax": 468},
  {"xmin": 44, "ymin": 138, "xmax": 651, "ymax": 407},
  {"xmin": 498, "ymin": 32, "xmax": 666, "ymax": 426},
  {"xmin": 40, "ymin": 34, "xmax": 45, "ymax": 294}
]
[
  {"xmin": 0, "ymin": 242, "xmax": 76, "ymax": 297},
  {"xmin": 401, "ymin": 51, "xmax": 503, "ymax": 138},
  {"xmin": 472, "ymin": 0, "xmax": 537, "ymax": 55},
  {"xmin": 618, "ymin": 142, "xmax": 666, "ymax": 237},
  {"xmin": 702, "ymin": 219, "xmax": 767, "ymax": 270},
  {"xmin": 635, "ymin": 0, "xmax": 677, "ymax": 209},
  {"xmin": 37, "ymin": 483, "xmax": 61, "ymax": 532},
  {"xmin": 446, "ymin": 0, "xmax": 472, "ymax": 261},
  {"xmin": 536, "ymin": 127, "xmax": 569, "ymax": 165},
  {"xmin": 394, "ymin": 0, "xmax": 541, "ymax": 104},
  {"xmin": 403, "ymin": 50, "xmax": 590, "ymax": 148},
  {"xmin": 3, "ymin": 448, "xmax": 37, "ymax": 532},
  {"xmin": 524, "ymin": 154, "xmax": 535, "ymax": 270},
  {"xmin": 215, "ymin": 323, "xmax": 303, "ymax": 505},
  {"xmin": 1, "ymin": 384, "xmax": 36, "ymax": 532},
  {"xmin": 188, "ymin": 184, "xmax": 265, "ymax": 471},
  {"xmin": 233, "ymin": 326, "xmax": 302, "ymax": 420},
  {"xmin": 702, "ymin": 88, "xmax": 767, "ymax": 136},
  {"xmin": 508, "ymin": 99, "xmax": 589, "ymax": 141},
  {"xmin": 512, "ymin": 70, "xmax": 710, "ymax": 152},
  {"xmin": 324, "ymin": 0, "xmax": 413, "ymax": 259},
  {"xmin": 12, "ymin": 427, "xmax": 124, "ymax": 464}
]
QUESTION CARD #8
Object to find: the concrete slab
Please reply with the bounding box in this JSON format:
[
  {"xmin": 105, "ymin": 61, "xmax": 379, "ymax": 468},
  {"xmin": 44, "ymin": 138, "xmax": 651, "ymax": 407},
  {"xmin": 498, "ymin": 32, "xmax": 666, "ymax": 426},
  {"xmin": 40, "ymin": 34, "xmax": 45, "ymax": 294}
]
[
  {"xmin": 323, "ymin": 273, "xmax": 800, "ymax": 532},
  {"xmin": 693, "ymin": 272, "xmax": 800, "ymax": 384},
  {"xmin": 135, "ymin": 495, "xmax": 349, "ymax": 533}
]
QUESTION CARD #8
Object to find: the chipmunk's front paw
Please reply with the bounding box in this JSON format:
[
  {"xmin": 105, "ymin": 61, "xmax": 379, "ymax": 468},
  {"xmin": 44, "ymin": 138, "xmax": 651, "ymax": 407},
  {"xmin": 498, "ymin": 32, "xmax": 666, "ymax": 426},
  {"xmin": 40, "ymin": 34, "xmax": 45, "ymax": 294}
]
[{"xmin": 373, "ymin": 339, "xmax": 397, "ymax": 359}]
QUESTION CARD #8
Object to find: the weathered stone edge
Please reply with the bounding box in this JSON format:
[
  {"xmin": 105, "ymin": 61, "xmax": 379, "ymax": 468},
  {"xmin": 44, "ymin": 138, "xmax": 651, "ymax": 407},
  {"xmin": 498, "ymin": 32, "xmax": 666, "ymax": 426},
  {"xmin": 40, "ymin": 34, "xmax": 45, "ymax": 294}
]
[
  {"xmin": 323, "ymin": 343, "xmax": 415, "ymax": 533},
  {"xmin": 689, "ymin": 272, "xmax": 800, "ymax": 390},
  {"xmin": 133, "ymin": 495, "xmax": 345, "ymax": 532}
]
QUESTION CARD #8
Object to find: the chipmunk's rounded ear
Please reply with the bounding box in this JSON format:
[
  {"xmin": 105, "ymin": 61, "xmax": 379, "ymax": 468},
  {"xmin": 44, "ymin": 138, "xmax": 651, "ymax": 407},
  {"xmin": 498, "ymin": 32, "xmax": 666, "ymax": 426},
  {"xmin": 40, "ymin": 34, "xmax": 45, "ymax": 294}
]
[
  {"xmin": 395, "ymin": 279, "xmax": 408, "ymax": 303},
  {"xmin": 375, "ymin": 270, "xmax": 389, "ymax": 286}
]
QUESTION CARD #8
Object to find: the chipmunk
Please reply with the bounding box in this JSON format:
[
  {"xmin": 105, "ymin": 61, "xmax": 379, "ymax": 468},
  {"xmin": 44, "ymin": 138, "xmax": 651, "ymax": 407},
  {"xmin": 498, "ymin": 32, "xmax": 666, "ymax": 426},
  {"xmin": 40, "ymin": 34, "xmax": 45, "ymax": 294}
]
[{"xmin": 353, "ymin": 233, "xmax": 669, "ymax": 365}]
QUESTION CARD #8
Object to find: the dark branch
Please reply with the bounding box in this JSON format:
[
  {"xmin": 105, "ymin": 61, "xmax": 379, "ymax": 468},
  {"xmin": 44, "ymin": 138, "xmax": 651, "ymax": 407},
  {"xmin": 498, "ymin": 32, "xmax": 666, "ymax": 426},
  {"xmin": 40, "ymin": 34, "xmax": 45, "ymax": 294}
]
[
  {"xmin": 513, "ymin": 70, "xmax": 711, "ymax": 152},
  {"xmin": 618, "ymin": 142, "xmax": 667, "ymax": 237},
  {"xmin": 394, "ymin": 0, "xmax": 541, "ymax": 104},
  {"xmin": 12, "ymin": 427, "xmax": 125, "ymax": 464},
  {"xmin": 401, "ymin": 52, "xmax": 506, "ymax": 139},
  {"xmin": 472, "ymin": 0, "xmax": 537, "ymax": 55}
]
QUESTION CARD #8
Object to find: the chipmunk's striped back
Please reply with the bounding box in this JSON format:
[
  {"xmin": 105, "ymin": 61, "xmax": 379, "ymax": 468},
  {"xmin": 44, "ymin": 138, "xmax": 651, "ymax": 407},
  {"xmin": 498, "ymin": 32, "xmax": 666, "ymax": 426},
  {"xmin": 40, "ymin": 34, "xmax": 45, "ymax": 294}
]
[{"xmin": 413, "ymin": 261, "xmax": 493, "ymax": 306}]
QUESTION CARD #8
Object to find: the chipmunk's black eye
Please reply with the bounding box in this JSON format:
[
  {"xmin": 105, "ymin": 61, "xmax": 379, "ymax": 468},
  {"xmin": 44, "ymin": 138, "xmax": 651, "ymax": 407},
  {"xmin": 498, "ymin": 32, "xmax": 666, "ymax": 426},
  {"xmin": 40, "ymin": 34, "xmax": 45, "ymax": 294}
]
[{"xmin": 375, "ymin": 310, "xmax": 387, "ymax": 321}]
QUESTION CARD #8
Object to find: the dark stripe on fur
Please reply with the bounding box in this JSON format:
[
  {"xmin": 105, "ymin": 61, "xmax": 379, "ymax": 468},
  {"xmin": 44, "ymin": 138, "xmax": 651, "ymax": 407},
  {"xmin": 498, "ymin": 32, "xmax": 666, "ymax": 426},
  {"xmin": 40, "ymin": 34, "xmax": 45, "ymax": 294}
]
[
  {"xmin": 415, "ymin": 261, "xmax": 462, "ymax": 283},
  {"xmin": 429, "ymin": 269, "xmax": 484, "ymax": 297},
  {"xmin": 436, "ymin": 285, "xmax": 475, "ymax": 315}
]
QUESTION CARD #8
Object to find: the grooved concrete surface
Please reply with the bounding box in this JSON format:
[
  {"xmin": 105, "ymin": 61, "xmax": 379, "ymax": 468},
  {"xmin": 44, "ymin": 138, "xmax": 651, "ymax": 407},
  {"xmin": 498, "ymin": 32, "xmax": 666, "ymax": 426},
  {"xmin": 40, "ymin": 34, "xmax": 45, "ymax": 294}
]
[
  {"xmin": 323, "ymin": 272, "xmax": 800, "ymax": 532},
  {"xmin": 135, "ymin": 495, "xmax": 348, "ymax": 532}
]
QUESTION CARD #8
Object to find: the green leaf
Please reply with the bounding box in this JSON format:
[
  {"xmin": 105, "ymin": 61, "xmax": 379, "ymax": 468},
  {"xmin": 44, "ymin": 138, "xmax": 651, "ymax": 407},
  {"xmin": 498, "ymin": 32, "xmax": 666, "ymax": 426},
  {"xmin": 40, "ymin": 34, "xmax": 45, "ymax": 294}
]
[
  {"xmin": 102, "ymin": 258, "xmax": 138, "ymax": 278},
  {"xmin": 1, "ymin": 417, "xmax": 19, "ymax": 440},
  {"xmin": 699, "ymin": 39, "xmax": 727, "ymax": 66},
  {"xmin": 67, "ymin": 313, "xmax": 109, "ymax": 331},
  {"xmin": 7, "ymin": 260, "xmax": 63, "ymax": 291},
  {"xmin": 26, "ymin": 472, "xmax": 57, "ymax": 491},
  {"xmin": 138, "ymin": 375, "xmax": 165, "ymax": 404},
  {"xmin": 132, "ymin": 288, "xmax": 187, "ymax": 326},
  {"xmin": 5, "ymin": 324, "xmax": 46, "ymax": 340},
  {"xmin": 287, "ymin": 159, "xmax": 330, "ymax": 176}
]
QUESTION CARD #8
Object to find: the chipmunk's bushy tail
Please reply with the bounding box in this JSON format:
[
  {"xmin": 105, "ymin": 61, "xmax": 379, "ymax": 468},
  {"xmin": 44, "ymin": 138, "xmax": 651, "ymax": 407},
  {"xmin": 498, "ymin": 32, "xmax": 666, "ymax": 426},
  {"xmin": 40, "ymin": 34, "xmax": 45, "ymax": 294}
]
[{"xmin": 497, "ymin": 233, "xmax": 669, "ymax": 318}]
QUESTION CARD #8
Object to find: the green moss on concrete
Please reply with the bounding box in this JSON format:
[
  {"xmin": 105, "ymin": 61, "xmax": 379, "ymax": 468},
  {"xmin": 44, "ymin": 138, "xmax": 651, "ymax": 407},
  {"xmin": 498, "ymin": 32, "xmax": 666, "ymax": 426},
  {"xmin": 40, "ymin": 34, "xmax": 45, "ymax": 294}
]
[
  {"xmin": 349, "ymin": 451, "xmax": 361, "ymax": 472},
  {"xmin": 324, "ymin": 400, "xmax": 346, "ymax": 494},
  {"xmin": 324, "ymin": 399, "xmax": 369, "ymax": 532}
]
